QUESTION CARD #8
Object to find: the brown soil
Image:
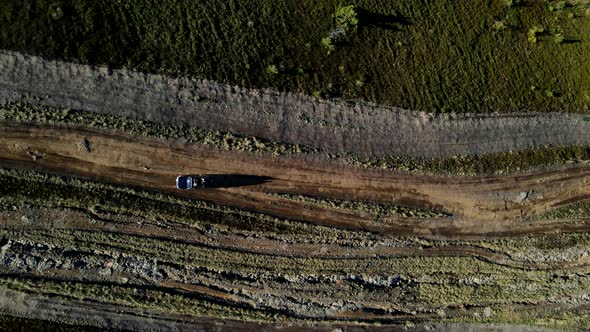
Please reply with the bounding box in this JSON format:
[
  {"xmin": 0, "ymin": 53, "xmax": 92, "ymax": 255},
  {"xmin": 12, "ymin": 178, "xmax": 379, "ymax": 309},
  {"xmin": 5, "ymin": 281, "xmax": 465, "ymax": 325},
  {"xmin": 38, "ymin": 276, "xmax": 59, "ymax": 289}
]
[{"xmin": 1, "ymin": 121, "xmax": 590, "ymax": 239}]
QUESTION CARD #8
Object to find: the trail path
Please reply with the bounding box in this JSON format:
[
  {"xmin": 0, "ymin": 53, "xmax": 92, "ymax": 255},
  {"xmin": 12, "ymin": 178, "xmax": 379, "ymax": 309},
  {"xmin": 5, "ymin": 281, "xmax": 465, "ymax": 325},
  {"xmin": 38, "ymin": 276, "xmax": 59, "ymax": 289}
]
[
  {"xmin": 2, "ymin": 121, "xmax": 589, "ymax": 238},
  {"xmin": 2, "ymin": 51, "xmax": 590, "ymax": 158}
]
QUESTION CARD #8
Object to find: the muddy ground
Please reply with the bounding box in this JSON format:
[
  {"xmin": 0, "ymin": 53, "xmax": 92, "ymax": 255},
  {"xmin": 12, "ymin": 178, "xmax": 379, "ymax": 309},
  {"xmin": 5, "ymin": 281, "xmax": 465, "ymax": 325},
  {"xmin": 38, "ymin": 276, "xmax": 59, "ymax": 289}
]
[{"xmin": 2, "ymin": 50, "xmax": 590, "ymax": 158}]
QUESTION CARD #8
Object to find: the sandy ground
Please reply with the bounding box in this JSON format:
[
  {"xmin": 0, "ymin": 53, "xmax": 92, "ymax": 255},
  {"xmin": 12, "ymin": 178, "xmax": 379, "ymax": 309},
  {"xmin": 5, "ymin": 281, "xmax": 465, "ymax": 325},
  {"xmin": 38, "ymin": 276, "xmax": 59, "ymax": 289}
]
[
  {"xmin": 2, "ymin": 50, "xmax": 590, "ymax": 158},
  {"xmin": 1, "ymin": 121, "xmax": 590, "ymax": 238}
]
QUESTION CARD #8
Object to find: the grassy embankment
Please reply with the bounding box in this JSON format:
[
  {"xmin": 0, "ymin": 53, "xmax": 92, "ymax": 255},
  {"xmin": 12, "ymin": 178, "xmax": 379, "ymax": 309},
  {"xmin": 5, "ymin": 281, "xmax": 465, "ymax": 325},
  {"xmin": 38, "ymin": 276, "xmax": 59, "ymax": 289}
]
[
  {"xmin": 1, "ymin": 102, "xmax": 590, "ymax": 175},
  {"xmin": 1, "ymin": 0, "xmax": 590, "ymax": 113}
]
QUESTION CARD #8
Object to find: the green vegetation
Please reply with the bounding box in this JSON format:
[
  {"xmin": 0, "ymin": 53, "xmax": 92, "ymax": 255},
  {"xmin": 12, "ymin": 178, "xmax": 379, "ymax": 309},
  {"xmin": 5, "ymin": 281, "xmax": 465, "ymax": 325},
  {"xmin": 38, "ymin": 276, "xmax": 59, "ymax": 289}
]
[
  {"xmin": 527, "ymin": 25, "xmax": 544, "ymax": 43},
  {"xmin": 526, "ymin": 199, "xmax": 590, "ymax": 220},
  {"xmin": 349, "ymin": 145, "xmax": 590, "ymax": 175},
  {"xmin": 450, "ymin": 307, "xmax": 590, "ymax": 331},
  {"xmin": 2, "ymin": 101, "xmax": 590, "ymax": 176},
  {"xmin": 333, "ymin": 5, "xmax": 359, "ymax": 31},
  {"xmin": 0, "ymin": 102, "xmax": 315, "ymax": 156},
  {"xmin": 411, "ymin": 231, "xmax": 590, "ymax": 255},
  {"xmin": 0, "ymin": 277, "xmax": 278, "ymax": 322},
  {"xmin": 2, "ymin": 0, "xmax": 590, "ymax": 112},
  {"xmin": 272, "ymin": 193, "xmax": 451, "ymax": 218},
  {"xmin": 321, "ymin": 37, "xmax": 335, "ymax": 54}
]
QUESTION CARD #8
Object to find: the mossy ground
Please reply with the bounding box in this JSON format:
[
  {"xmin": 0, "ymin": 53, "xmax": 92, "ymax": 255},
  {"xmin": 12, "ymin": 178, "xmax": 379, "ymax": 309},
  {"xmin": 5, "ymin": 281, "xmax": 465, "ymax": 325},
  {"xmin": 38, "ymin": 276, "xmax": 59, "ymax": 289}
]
[
  {"xmin": 349, "ymin": 146, "xmax": 590, "ymax": 175},
  {"xmin": 525, "ymin": 198, "xmax": 590, "ymax": 220},
  {"xmin": 2, "ymin": 0, "xmax": 590, "ymax": 113}
]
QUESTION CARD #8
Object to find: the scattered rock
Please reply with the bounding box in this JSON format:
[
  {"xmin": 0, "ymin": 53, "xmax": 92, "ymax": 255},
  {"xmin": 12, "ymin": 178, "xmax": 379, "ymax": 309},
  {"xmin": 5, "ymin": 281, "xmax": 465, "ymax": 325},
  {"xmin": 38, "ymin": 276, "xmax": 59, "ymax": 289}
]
[
  {"xmin": 78, "ymin": 138, "xmax": 92, "ymax": 153},
  {"xmin": 27, "ymin": 150, "xmax": 45, "ymax": 160},
  {"xmin": 98, "ymin": 267, "xmax": 113, "ymax": 276},
  {"xmin": 36, "ymin": 258, "xmax": 55, "ymax": 272},
  {"xmin": 436, "ymin": 308, "xmax": 447, "ymax": 318},
  {"xmin": 515, "ymin": 191, "xmax": 531, "ymax": 203}
]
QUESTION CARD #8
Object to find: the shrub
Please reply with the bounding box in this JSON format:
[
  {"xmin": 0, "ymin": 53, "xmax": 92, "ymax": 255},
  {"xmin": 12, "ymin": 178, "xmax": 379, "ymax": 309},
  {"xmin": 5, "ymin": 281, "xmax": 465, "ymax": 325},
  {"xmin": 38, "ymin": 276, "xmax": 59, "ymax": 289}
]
[
  {"xmin": 321, "ymin": 37, "xmax": 335, "ymax": 54},
  {"xmin": 333, "ymin": 5, "xmax": 358, "ymax": 31},
  {"xmin": 554, "ymin": 32, "xmax": 565, "ymax": 43},
  {"xmin": 504, "ymin": 0, "xmax": 522, "ymax": 7},
  {"xmin": 266, "ymin": 65, "xmax": 279, "ymax": 75},
  {"xmin": 548, "ymin": 0, "xmax": 568, "ymax": 12},
  {"xmin": 528, "ymin": 26, "xmax": 544, "ymax": 43},
  {"xmin": 493, "ymin": 20, "xmax": 506, "ymax": 30}
]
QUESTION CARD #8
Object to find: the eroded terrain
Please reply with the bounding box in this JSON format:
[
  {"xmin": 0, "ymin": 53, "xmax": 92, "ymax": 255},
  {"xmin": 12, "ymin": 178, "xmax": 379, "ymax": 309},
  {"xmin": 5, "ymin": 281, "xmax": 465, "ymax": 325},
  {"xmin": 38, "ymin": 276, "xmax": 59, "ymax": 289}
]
[
  {"xmin": 0, "ymin": 119, "xmax": 590, "ymax": 330},
  {"xmin": 1, "ymin": 50, "xmax": 590, "ymax": 330}
]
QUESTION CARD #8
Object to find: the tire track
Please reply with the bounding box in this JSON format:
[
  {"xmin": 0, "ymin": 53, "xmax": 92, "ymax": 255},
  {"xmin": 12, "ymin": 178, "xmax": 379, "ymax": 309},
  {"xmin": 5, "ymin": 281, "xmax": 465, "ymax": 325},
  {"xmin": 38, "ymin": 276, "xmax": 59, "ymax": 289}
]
[{"xmin": 1, "ymin": 121, "xmax": 590, "ymax": 238}]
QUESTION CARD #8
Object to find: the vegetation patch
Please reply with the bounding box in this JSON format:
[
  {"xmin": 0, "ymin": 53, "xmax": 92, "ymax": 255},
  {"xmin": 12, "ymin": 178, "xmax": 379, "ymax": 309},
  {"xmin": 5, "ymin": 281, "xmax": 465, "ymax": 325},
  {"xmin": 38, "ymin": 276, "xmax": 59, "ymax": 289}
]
[
  {"xmin": 3, "ymin": 101, "xmax": 590, "ymax": 176},
  {"xmin": 271, "ymin": 193, "xmax": 451, "ymax": 218},
  {"xmin": 0, "ymin": 277, "xmax": 278, "ymax": 322},
  {"xmin": 348, "ymin": 145, "xmax": 590, "ymax": 175},
  {"xmin": 524, "ymin": 199, "xmax": 590, "ymax": 221},
  {"xmin": 2, "ymin": 0, "xmax": 590, "ymax": 112}
]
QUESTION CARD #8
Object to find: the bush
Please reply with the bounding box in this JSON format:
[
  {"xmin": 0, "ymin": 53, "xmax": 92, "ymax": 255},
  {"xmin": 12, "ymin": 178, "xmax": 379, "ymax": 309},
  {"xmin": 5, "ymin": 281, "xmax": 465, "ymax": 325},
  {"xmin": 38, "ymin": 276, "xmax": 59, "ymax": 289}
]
[
  {"xmin": 554, "ymin": 32, "xmax": 565, "ymax": 43},
  {"xmin": 321, "ymin": 37, "xmax": 335, "ymax": 54},
  {"xmin": 528, "ymin": 26, "xmax": 544, "ymax": 43},
  {"xmin": 333, "ymin": 5, "xmax": 358, "ymax": 31},
  {"xmin": 504, "ymin": 0, "xmax": 522, "ymax": 7}
]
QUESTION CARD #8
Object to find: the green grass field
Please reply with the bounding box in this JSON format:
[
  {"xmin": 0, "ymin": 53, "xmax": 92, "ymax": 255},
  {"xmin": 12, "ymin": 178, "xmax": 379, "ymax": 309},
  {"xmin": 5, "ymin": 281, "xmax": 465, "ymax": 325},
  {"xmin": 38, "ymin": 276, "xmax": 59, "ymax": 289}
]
[{"xmin": 2, "ymin": 0, "xmax": 590, "ymax": 113}]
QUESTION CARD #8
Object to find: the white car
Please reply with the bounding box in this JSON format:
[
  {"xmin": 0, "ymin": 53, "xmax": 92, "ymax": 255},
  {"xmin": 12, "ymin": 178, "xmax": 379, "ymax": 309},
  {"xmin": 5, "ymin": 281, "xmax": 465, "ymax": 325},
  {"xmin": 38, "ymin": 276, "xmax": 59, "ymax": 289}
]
[{"xmin": 176, "ymin": 175, "xmax": 209, "ymax": 189}]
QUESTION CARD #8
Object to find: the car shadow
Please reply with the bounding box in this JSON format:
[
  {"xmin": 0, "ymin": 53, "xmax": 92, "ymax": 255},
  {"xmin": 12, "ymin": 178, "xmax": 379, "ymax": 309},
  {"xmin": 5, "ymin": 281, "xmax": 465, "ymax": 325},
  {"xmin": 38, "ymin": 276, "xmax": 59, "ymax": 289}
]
[{"xmin": 187, "ymin": 174, "xmax": 273, "ymax": 189}]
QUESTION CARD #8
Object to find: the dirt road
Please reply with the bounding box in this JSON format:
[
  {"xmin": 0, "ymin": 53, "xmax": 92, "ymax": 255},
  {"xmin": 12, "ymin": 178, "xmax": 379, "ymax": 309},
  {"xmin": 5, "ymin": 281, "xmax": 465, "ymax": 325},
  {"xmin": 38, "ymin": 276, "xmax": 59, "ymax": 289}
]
[
  {"xmin": 3, "ymin": 50, "xmax": 590, "ymax": 158},
  {"xmin": 1, "ymin": 121, "xmax": 589, "ymax": 238},
  {"xmin": 2, "ymin": 119, "xmax": 590, "ymax": 329}
]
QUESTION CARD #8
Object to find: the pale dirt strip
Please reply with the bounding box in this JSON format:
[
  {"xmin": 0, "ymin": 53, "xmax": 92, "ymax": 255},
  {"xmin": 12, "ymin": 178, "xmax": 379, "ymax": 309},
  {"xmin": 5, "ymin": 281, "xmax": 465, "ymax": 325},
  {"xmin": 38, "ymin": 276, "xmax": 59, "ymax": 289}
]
[{"xmin": 2, "ymin": 50, "xmax": 590, "ymax": 158}]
